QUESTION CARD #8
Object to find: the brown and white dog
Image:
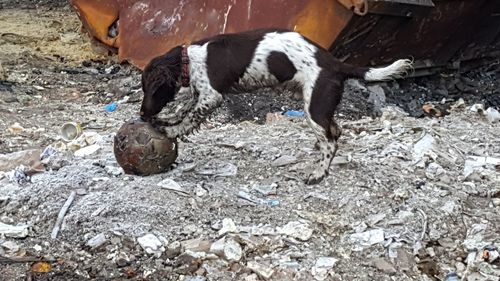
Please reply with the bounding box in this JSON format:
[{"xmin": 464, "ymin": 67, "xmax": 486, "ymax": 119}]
[{"xmin": 139, "ymin": 28, "xmax": 412, "ymax": 184}]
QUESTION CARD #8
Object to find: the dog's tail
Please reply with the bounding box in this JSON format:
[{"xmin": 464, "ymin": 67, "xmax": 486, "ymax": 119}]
[{"xmin": 341, "ymin": 59, "xmax": 413, "ymax": 82}]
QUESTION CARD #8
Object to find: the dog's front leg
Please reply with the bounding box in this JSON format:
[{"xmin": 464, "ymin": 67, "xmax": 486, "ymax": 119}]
[
  {"xmin": 153, "ymin": 87, "xmax": 198, "ymax": 126},
  {"xmin": 153, "ymin": 88, "xmax": 223, "ymax": 138}
]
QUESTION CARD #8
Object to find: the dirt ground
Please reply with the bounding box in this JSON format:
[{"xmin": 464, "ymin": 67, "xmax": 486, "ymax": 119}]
[{"xmin": 1, "ymin": 4, "xmax": 500, "ymax": 281}]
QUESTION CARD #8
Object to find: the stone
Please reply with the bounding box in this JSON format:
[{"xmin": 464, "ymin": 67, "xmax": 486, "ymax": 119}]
[
  {"xmin": 372, "ymin": 258, "xmax": 396, "ymax": 274},
  {"xmin": 165, "ymin": 241, "xmax": 182, "ymax": 258},
  {"xmin": 349, "ymin": 229, "xmax": 385, "ymax": 250},
  {"xmin": 0, "ymin": 149, "xmax": 43, "ymax": 173},
  {"xmin": 1, "ymin": 240, "xmax": 20, "ymax": 253},
  {"xmin": 182, "ymin": 238, "xmax": 212, "ymax": 253},
  {"xmin": 271, "ymin": 155, "xmax": 298, "ymax": 167},
  {"xmin": 138, "ymin": 233, "xmax": 165, "ymax": 257},
  {"xmin": 115, "ymin": 251, "xmax": 130, "ymax": 267},
  {"xmin": 158, "ymin": 179, "xmax": 189, "ymax": 195},
  {"xmin": 86, "ymin": 233, "xmax": 107, "ymax": 248},
  {"xmin": 277, "ymin": 221, "xmax": 313, "ymax": 241},
  {"xmin": 223, "ymin": 238, "xmax": 243, "ymax": 262},
  {"xmin": 247, "ymin": 261, "xmax": 274, "ymax": 280},
  {"xmin": 0, "ymin": 222, "xmax": 29, "ymax": 238},
  {"xmin": 74, "ymin": 144, "xmax": 101, "ymax": 157},
  {"xmin": 485, "ymin": 107, "xmax": 500, "ymax": 123},
  {"xmin": 219, "ymin": 218, "xmax": 238, "ymax": 236},
  {"xmin": 311, "ymin": 257, "xmax": 338, "ymax": 281},
  {"xmin": 426, "ymin": 162, "xmax": 445, "ymax": 180}
]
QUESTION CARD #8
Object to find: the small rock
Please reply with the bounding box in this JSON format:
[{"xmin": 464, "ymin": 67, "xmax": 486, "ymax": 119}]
[
  {"xmin": 311, "ymin": 257, "xmax": 338, "ymax": 281},
  {"xmin": 138, "ymin": 233, "xmax": 165, "ymax": 257},
  {"xmin": 115, "ymin": 251, "xmax": 130, "ymax": 267},
  {"xmin": 105, "ymin": 166, "xmax": 123, "ymax": 176},
  {"xmin": 1, "ymin": 240, "xmax": 20, "ymax": 253},
  {"xmin": 247, "ymin": 261, "xmax": 274, "ymax": 280},
  {"xmin": 440, "ymin": 201, "xmax": 456, "ymax": 215},
  {"xmin": 0, "ymin": 62, "xmax": 6, "ymax": 80},
  {"xmin": 165, "ymin": 241, "xmax": 182, "ymax": 258},
  {"xmin": 469, "ymin": 104, "xmax": 484, "ymax": 113},
  {"xmin": 272, "ymin": 155, "xmax": 299, "ymax": 167},
  {"xmin": 455, "ymin": 261, "xmax": 466, "ymax": 275},
  {"xmin": 0, "ymin": 222, "xmax": 29, "ymax": 238},
  {"xmin": 209, "ymin": 237, "xmax": 226, "ymax": 256},
  {"xmin": 174, "ymin": 252, "xmax": 202, "ymax": 274},
  {"xmin": 492, "ymin": 198, "xmax": 500, "ymax": 207},
  {"xmin": 0, "ymin": 149, "xmax": 42, "ymax": 173},
  {"xmin": 194, "ymin": 185, "xmax": 208, "ymax": 197},
  {"xmin": 349, "ymin": 229, "xmax": 385, "ymax": 250},
  {"xmin": 7, "ymin": 123, "xmax": 24, "ymax": 135},
  {"xmin": 277, "ymin": 221, "xmax": 313, "ymax": 241},
  {"xmin": 485, "ymin": 107, "xmax": 500, "ymax": 123},
  {"xmin": 185, "ymin": 277, "xmax": 206, "ymax": 281},
  {"xmin": 223, "ymin": 238, "xmax": 243, "ymax": 262},
  {"xmin": 266, "ymin": 112, "xmax": 286, "ymax": 124},
  {"xmin": 426, "ymin": 162, "xmax": 445, "ymax": 179},
  {"xmin": 372, "ymin": 258, "xmax": 396, "ymax": 274},
  {"xmin": 74, "ymin": 144, "xmax": 101, "ymax": 157},
  {"xmin": 182, "ymin": 238, "xmax": 212, "ymax": 253},
  {"xmin": 157, "ymin": 179, "xmax": 189, "ymax": 195},
  {"xmin": 218, "ymin": 218, "xmax": 238, "ymax": 236},
  {"xmin": 86, "ymin": 233, "xmax": 107, "ymax": 248},
  {"xmin": 413, "ymin": 133, "xmax": 435, "ymax": 164},
  {"xmin": 244, "ymin": 274, "xmax": 260, "ymax": 281}
]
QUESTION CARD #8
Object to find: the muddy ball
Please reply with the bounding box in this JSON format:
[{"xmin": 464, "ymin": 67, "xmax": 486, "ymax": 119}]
[{"xmin": 114, "ymin": 118, "xmax": 177, "ymax": 176}]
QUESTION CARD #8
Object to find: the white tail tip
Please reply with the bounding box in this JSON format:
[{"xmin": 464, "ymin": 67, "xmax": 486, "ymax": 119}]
[{"xmin": 364, "ymin": 59, "xmax": 414, "ymax": 81}]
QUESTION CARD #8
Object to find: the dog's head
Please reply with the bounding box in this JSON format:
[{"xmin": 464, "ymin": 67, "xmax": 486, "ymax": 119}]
[{"xmin": 140, "ymin": 46, "xmax": 183, "ymax": 119}]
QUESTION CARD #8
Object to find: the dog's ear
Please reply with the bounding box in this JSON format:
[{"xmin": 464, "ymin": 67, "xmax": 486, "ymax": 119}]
[{"xmin": 140, "ymin": 46, "xmax": 183, "ymax": 118}]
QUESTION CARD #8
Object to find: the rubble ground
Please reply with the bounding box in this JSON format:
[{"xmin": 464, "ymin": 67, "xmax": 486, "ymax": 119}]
[{"xmin": 1, "ymin": 5, "xmax": 500, "ymax": 281}]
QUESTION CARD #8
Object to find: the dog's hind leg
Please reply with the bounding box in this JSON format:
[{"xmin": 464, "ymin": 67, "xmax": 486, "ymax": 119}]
[{"xmin": 304, "ymin": 73, "xmax": 343, "ymax": 185}]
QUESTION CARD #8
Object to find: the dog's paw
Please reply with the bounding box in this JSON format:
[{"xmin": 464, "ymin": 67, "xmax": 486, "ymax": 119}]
[
  {"xmin": 305, "ymin": 170, "xmax": 326, "ymax": 185},
  {"xmin": 151, "ymin": 116, "xmax": 178, "ymax": 127}
]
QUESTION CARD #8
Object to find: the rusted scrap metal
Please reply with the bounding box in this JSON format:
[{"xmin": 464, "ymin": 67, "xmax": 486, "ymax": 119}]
[
  {"xmin": 71, "ymin": 0, "xmax": 354, "ymax": 69},
  {"xmin": 71, "ymin": 0, "xmax": 500, "ymax": 70},
  {"xmin": 331, "ymin": 0, "xmax": 500, "ymax": 66}
]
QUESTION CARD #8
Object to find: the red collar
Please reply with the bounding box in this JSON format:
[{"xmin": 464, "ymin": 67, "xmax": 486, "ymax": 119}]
[{"xmin": 181, "ymin": 46, "xmax": 190, "ymax": 87}]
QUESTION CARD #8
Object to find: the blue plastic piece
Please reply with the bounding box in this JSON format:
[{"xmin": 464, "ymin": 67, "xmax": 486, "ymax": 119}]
[
  {"xmin": 284, "ymin": 110, "xmax": 305, "ymax": 117},
  {"xmin": 104, "ymin": 102, "xmax": 118, "ymax": 112}
]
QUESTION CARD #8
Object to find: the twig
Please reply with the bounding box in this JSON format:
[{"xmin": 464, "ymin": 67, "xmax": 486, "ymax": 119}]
[
  {"xmin": 0, "ymin": 256, "xmax": 40, "ymax": 264},
  {"xmin": 416, "ymin": 208, "xmax": 427, "ymax": 241},
  {"xmin": 51, "ymin": 191, "xmax": 77, "ymax": 239}
]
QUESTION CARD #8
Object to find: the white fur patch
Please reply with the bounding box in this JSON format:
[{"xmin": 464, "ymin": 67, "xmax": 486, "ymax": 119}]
[
  {"xmin": 240, "ymin": 31, "xmax": 321, "ymax": 109},
  {"xmin": 364, "ymin": 59, "xmax": 413, "ymax": 81}
]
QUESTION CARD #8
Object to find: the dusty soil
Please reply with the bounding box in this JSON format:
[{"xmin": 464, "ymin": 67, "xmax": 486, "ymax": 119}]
[{"xmin": 1, "ymin": 5, "xmax": 500, "ymax": 281}]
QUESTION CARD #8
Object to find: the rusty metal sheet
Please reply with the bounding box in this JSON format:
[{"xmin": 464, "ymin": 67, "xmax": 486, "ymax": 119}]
[
  {"xmin": 331, "ymin": 0, "xmax": 500, "ymax": 66},
  {"xmin": 71, "ymin": 0, "xmax": 354, "ymax": 69}
]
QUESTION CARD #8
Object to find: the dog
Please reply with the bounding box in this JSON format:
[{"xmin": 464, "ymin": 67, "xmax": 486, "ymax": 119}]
[{"xmin": 139, "ymin": 28, "xmax": 412, "ymax": 184}]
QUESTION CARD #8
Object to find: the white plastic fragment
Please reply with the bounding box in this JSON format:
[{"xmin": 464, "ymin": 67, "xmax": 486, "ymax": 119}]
[
  {"xmin": 277, "ymin": 221, "xmax": 313, "ymax": 241},
  {"xmin": 0, "ymin": 222, "xmax": 29, "ymax": 238}
]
